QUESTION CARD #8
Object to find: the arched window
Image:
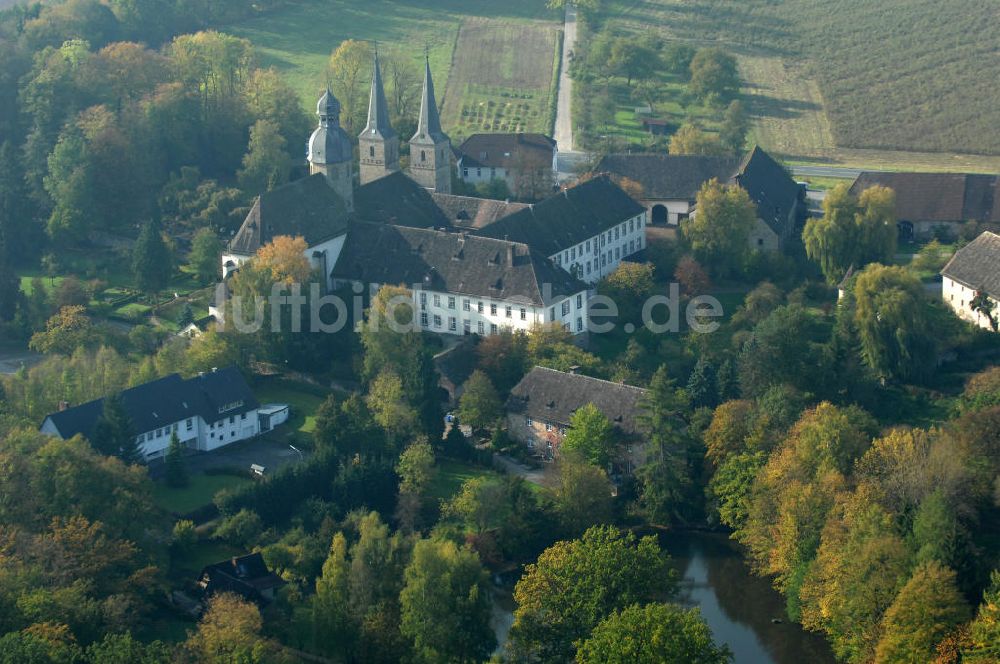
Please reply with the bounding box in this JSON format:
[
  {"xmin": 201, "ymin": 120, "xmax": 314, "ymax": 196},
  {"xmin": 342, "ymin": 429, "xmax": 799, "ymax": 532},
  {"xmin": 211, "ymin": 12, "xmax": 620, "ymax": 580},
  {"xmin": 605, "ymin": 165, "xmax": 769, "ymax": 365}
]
[
  {"xmin": 369, "ymin": 146, "xmax": 375, "ymax": 158},
  {"xmin": 420, "ymin": 150, "xmax": 426, "ymax": 162}
]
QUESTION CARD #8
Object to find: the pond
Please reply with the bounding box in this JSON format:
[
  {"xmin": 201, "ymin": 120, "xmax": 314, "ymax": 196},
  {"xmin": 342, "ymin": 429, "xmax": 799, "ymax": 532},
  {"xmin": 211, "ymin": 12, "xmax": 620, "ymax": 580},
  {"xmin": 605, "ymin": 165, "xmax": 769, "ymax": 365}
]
[{"xmin": 661, "ymin": 531, "xmax": 837, "ymax": 664}]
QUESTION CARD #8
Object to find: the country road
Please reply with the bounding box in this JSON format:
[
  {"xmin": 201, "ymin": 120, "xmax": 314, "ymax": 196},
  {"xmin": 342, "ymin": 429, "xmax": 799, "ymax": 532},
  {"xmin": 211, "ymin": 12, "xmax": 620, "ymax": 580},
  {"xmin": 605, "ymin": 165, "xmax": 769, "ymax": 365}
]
[
  {"xmin": 554, "ymin": 5, "xmax": 587, "ymax": 179},
  {"xmin": 790, "ymin": 165, "xmax": 874, "ymax": 179}
]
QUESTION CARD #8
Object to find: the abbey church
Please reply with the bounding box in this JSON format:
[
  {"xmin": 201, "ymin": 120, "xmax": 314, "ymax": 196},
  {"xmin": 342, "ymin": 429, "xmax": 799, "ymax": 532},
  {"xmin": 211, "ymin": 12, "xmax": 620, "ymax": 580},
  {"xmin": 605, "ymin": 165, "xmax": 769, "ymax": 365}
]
[{"xmin": 219, "ymin": 53, "xmax": 649, "ymax": 337}]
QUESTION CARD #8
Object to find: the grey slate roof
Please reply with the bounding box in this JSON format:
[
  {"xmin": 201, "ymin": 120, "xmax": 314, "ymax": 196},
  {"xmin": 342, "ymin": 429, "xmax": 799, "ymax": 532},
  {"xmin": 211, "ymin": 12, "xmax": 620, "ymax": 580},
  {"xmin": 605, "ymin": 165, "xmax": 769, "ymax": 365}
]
[
  {"xmin": 42, "ymin": 367, "xmax": 259, "ymax": 441},
  {"xmin": 595, "ymin": 147, "xmax": 800, "ymax": 236},
  {"xmin": 431, "ymin": 193, "xmax": 529, "ymax": 229},
  {"xmin": 331, "ymin": 222, "xmax": 587, "ymax": 305},
  {"xmin": 456, "ymin": 133, "xmax": 556, "ymax": 170},
  {"xmin": 941, "ymin": 231, "xmax": 1000, "ymax": 297},
  {"xmin": 506, "ymin": 366, "xmax": 648, "ymax": 436},
  {"xmin": 594, "ymin": 153, "xmax": 738, "ymax": 200},
  {"xmin": 361, "ymin": 52, "xmax": 395, "ymax": 140},
  {"xmin": 355, "ymin": 171, "xmax": 451, "ymax": 228},
  {"xmin": 734, "ymin": 146, "xmax": 801, "ymax": 236},
  {"xmin": 411, "ymin": 57, "xmax": 447, "ymax": 145},
  {"xmin": 229, "ymin": 174, "xmax": 350, "ymax": 256},
  {"xmin": 850, "ymin": 172, "xmax": 1000, "ymax": 223},
  {"xmin": 472, "ymin": 175, "xmax": 646, "ymax": 256},
  {"xmin": 199, "ymin": 552, "xmax": 285, "ymax": 604}
]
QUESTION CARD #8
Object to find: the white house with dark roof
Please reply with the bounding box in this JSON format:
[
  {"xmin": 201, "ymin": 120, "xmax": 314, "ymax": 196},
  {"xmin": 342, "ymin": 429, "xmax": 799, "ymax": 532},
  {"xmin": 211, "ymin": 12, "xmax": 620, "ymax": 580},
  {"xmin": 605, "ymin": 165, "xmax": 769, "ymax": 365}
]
[
  {"xmin": 472, "ymin": 175, "xmax": 648, "ymax": 284},
  {"xmin": 941, "ymin": 230, "xmax": 1000, "ymax": 331},
  {"xmin": 505, "ymin": 366, "xmax": 649, "ymax": 473},
  {"xmin": 455, "ymin": 133, "xmax": 557, "ymax": 199},
  {"xmin": 39, "ymin": 367, "xmax": 287, "ymax": 462},
  {"xmin": 331, "ymin": 222, "xmax": 592, "ymax": 336}
]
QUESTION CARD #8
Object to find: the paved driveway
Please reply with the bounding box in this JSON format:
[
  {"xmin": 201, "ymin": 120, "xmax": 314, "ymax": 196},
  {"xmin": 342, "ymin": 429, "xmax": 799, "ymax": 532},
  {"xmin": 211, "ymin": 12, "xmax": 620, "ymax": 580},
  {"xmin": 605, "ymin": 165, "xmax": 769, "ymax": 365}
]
[{"xmin": 149, "ymin": 433, "xmax": 308, "ymax": 479}]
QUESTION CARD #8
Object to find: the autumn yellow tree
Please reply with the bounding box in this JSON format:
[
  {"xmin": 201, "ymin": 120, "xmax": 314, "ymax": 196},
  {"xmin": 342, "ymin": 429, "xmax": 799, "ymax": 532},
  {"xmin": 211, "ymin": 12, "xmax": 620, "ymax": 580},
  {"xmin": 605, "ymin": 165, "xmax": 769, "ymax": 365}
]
[
  {"xmin": 668, "ymin": 124, "xmax": 729, "ymax": 156},
  {"xmin": 683, "ymin": 179, "xmax": 757, "ymax": 277},
  {"xmin": 327, "ymin": 39, "xmax": 371, "ymax": 132},
  {"xmin": 874, "ymin": 561, "xmax": 971, "ymax": 664}
]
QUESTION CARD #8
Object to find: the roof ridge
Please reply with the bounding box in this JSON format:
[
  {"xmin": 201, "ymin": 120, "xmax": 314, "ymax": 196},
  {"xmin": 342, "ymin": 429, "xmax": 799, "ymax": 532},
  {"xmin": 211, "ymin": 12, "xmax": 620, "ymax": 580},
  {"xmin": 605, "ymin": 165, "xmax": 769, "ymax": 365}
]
[{"xmin": 530, "ymin": 365, "xmax": 648, "ymax": 392}]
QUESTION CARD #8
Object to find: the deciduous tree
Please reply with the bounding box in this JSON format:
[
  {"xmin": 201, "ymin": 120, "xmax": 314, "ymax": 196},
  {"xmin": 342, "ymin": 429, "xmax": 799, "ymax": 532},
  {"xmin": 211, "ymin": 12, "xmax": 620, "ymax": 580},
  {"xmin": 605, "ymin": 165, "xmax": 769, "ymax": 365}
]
[
  {"xmin": 562, "ymin": 403, "xmax": 618, "ymax": 468},
  {"xmin": 577, "ymin": 603, "xmax": 731, "ymax": 664},
  {"xmin": 874, "ymin": 562, "xmax": 970, "ymax": 664},
  {"xmin": 458, "ymin": 370, "xmax": 502, "ymax": 431},
  {"xmin": 509, "ymin": 525, "xmax": 674, "ymax": 662},
  {"xmin": 683, "ymin": 179, "xmax": 756, "ymax": 277},
  {"xmin": 237, "ymin": 118, "xmax": 291, "ymax": 194},
  {"xmin": 400, "ymin": 538, "xmax": 496, "ymax": 663}
]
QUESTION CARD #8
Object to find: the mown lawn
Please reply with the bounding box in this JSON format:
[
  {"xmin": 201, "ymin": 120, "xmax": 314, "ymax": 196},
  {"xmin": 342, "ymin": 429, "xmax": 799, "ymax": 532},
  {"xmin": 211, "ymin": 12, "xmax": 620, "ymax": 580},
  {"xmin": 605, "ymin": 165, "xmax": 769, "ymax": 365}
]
[
  {"xmin": 255, "ymin": 380, "xmax": 328, "ymax": 434},
  {"xmin": 153, "ymin": 474, "xmax": 251, "ymax": 514},
  {"xmin": 427, "ymin": 459, "xmax": 498, "ymax": 501}
]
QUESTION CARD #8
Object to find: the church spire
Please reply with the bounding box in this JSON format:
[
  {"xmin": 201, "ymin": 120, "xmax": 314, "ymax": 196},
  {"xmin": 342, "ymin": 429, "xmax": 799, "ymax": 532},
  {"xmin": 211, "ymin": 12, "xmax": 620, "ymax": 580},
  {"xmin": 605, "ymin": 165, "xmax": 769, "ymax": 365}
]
[
  {"xmin": 361, "ymin": 48, "xmax": 395, "ymax": 140},
  {"xmin": 412, "ymin": 55, "xmax": 445, "ymax": 143}
]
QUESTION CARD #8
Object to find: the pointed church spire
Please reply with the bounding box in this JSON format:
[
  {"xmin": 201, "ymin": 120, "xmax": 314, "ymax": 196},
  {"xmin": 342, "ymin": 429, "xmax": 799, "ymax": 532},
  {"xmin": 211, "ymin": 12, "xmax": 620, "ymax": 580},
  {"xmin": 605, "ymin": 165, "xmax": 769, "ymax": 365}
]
[
  {"xmin": 412, "ymin": 54, "xmax": 445, "ymax": 143},
  {"xmin": 361, "ymin": 48, "xmax": 395, "ymax": 140}
]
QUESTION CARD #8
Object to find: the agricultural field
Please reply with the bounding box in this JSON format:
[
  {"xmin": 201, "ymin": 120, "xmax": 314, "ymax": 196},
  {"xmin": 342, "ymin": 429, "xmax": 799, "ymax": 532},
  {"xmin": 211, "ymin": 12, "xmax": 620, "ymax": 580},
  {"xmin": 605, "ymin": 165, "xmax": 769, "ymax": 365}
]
[
  {"xmin": 226, "ymin": 0, "xmax": 557, "ymax": 117},
  {"xmin": 604, "ymin": 0, "xmax": 1000, "ymax": 170},
  {"xmin": 439, "ymin": 18, "xmax": 561, "ymax": 139}
]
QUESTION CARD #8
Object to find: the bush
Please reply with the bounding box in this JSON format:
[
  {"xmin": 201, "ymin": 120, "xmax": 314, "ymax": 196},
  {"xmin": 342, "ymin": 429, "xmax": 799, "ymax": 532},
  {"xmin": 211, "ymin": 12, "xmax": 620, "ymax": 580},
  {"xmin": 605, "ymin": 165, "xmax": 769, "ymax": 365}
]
[{"xmin": 172, "ymin": 519, "xmax": 198, "ymax": 555}]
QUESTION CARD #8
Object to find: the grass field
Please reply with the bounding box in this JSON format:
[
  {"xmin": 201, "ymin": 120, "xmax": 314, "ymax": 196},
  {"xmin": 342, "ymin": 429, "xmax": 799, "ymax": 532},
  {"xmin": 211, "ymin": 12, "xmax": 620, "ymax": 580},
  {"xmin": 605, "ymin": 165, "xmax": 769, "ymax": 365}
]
[
  {"xmin": 254, "ymin": 379, "xmax": 328, "ymax": 435},
  {"xmin": 227, "ymin": 0, "xmax": 556, "ymax": 115},
  {"xmin": 439, "ymin": 17, "xmax": 561, "ymax": 138},
  {"xmin": 153, "ymin": 474, "xmax": 251, "ymax": 514},
  {"xmin": 427, "ymin": 459, "xmax": 498, "ymax": 501},
  {"xmin": 603, "ymin": 0, "xmax": 1000, "ymax": 171}
]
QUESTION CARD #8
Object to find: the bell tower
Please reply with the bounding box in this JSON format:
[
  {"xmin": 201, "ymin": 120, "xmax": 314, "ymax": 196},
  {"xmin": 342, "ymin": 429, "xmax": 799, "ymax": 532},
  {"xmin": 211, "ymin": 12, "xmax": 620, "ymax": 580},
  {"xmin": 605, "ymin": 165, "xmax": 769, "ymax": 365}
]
[
  {"xmin": 359, "ymin": 49, "xmax": 400, "ymax": 185},
  {"xmin": 308, "ymin": 88, "xmax": 354, "ymax": 210},
  {"xmin": 408, "ymin": 56, "xmax": 451, "ymax": 193}
]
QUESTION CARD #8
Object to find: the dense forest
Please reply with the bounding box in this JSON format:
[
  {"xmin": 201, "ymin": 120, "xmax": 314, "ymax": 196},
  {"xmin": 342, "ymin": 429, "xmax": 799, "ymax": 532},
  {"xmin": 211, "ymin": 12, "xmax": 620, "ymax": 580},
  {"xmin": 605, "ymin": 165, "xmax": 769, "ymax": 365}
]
[{"xmin": 0, "ymin": 1, "xmax": 1000, "ymax": 663}]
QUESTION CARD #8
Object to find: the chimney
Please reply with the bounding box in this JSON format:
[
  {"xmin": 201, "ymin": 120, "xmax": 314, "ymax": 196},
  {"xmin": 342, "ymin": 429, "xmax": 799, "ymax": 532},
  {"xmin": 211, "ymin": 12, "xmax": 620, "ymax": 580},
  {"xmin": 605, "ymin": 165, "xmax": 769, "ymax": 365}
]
[
  {"xmin": 507, "ymin": 244, "xmax": 514, "ymax": 266},
  {"xmin": 58, "ymin": 401, "xmax": 70, "ymax": 412},
  {"xmin": 568, "ymin": 365, "xmax": 580, "ymax": 375},
  {"xmin": 211, "ymin": 367, "xmax": 217, "ymax": 373}
]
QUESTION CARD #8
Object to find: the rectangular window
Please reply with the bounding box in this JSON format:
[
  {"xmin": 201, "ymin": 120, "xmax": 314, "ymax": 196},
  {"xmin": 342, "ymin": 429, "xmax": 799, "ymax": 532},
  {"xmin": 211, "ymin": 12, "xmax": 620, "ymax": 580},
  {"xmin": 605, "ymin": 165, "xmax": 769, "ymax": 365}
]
[
  {"xmin": 505, "ymin": 305, "xmax": 512, "ymax": 318},
  {"xmin": 577, "ymin": 294, "xmax": 583, "ymax": 308},
  {"xmin": 549, "ymin": 307, "xmax": 555, "ymax": 320},
  {"xmin": 520, "ymin": 308, "xmax": 527, "ymax": 320},
  {"xmin": 490, "ymin": 304, "xmax": 497, "ymax": 315},
  {"xmin": 545, "ymin": 423, "xmax": 552, "ymax": 432},
  {"xmin": 601, "ymin": 255, "xmax": 607, "ymax": 267},
  {"xmin": 229, "ymin": 415, "xmax": 234, "ymax": 424},
  {"xmin": 448, "ymin": 317, "xmax": 457, "ymax": 331},
  {"xmin": 464, "ymin": 319, "xmax": 471, "ymax": 334},
  {"xmin": 526, "ymin": 417, "xmax": 534, "ymax": 427},
  {"xmin": 419, "ymin": 292, "xmax": 427, "ymax": 307},
  {"xmin": 615, "ymin": 227, "xmax": 620, "ymax": 240},
  {"xmin": 463, "ymin": 168, "xmax": 469, "ymax": 177},
  {"xmin": 463, "ymin": 299, "xmax": 470, "ymax": 311},
  {"xmin": 477, "ymin": 301, "xmax": 484, "ymax": 313},
  {"xmin": 186, "ymin": 418, "xmax": 193, "ymax": 431},
  {"xmin": 241, "ymin": 413, "xmax": 246, "ymax": 420},
  {"xmin": 448, "ymin": 296, "xmax": 456, "ymax": 309},
  {"xmin": 629, "ymin": 219, "xmax": 634, "ymax": 232},
  {"xmin": 586, "ymin": 239, "xmax": 591, "ymax": 252},
  {"xmin": 586, "ymin": 261, "xmax": 592, "ymax": 275},
  {"xmin": 630, "ymin": 240, "xmax": 635, "ymax": 253},
  {"xmin": 601, "ymin": 235, "xmax": 606, "ymax": 247},
  {"xmin": 420, "ymin": 312, "xmax": 428, "ymax": 326},
  {"xmin": 490, "ymin": 323, "xmax": 498, "ymax": 334},
  {"xmin": 571, "ymin": 247, "xmax": 576, "ymax": 260},
  {"xmin": 433, "ymin": 315, "xmax": 442, "ymax": 328},
  {"xmin": 576, "ymin": 317, "xmax": 583, "ymax": 332},
  {"xmin": 477, "ymin": 321, "xmax": 485, "ymax": 334},
  {"xmin": 433, "ymin": 294, "xmax": 441, "ymax": 307},
  {"xmin": 561, "ymin": 301, "xmax": 570, "ymax": 316},
  {"xmin": 615, "ymin": 247, "xmax": 620, "ymax": 260}
]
